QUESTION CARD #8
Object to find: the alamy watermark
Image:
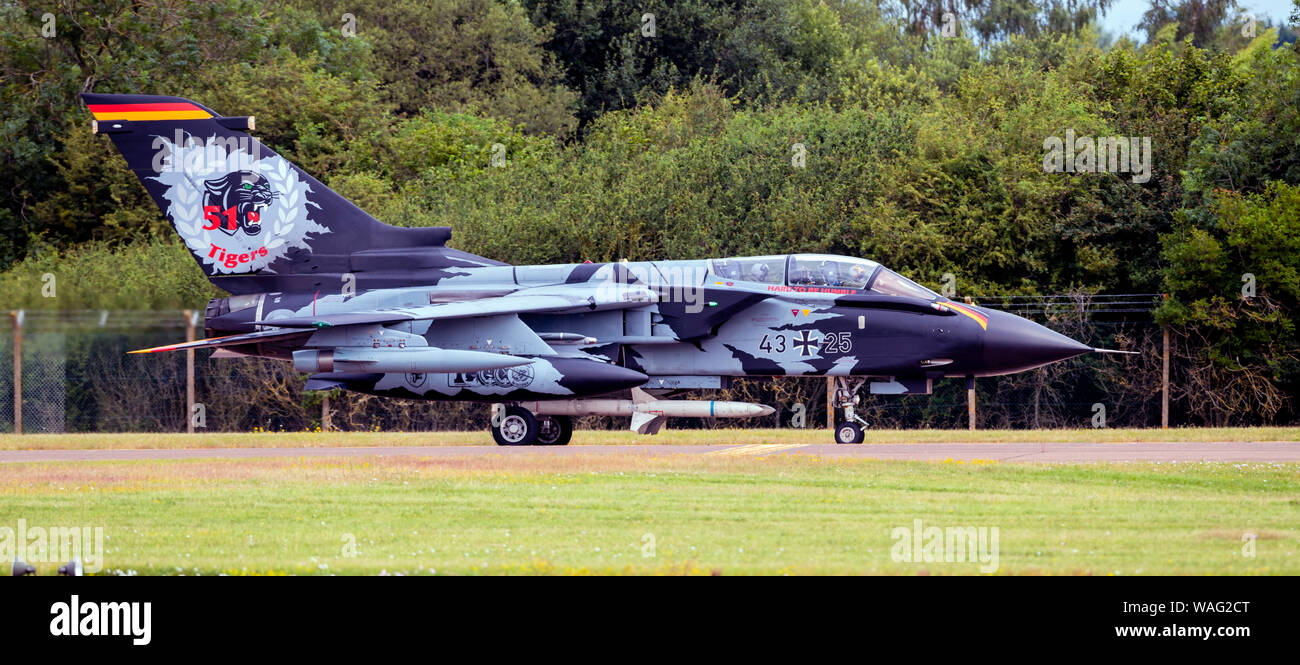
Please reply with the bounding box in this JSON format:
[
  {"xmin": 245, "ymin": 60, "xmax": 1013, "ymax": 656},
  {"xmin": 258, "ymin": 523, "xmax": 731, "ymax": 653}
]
[
  {"xmin": 50, "ymin": 596, "xmax": 151, "ymax": 646},
  {"xmin": 789, "ymin": 402, "xmax": 807, "ymax": 428},
  {"xmin": 151, "ymin": 130, "xmax": 262, "ymax": 175},
  {"xmin": 597, "ymin": 263, "xmax": 707, "ymax": 314},
  {"xmin": 890, "ymin": 519, "xmax": 999, "ymax": 573},
  {"xmin": 0, "ymin": 519, "xmax": 105, "ymax": 573},
  {"xmin": 1043, "ymin": 130, "xmax": 1151, "ymax": 184}
]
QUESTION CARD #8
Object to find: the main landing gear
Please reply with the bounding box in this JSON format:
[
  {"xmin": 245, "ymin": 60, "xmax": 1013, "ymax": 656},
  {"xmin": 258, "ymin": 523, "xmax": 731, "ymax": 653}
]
[
  {"xmin": 490, "ymin": 404, "xmax": 572, "ymax": 446},
  {"xmin": 535, "ymin": 414, "xmax": 573, "ymax": 446},
  {"xmin": 831, "ymin": 377, "xmax": 870, "ymax": 444}
]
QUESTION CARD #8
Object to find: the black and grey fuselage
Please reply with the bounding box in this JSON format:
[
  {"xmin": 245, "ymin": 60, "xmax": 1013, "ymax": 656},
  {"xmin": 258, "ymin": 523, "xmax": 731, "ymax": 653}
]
[
  {"xmin": 202, "ymin": 254, "xmax": 1092, "ymax": 403},
  {"xmin": 83, "ymin": 92, "xmax": 1098, "ymax": 422}
]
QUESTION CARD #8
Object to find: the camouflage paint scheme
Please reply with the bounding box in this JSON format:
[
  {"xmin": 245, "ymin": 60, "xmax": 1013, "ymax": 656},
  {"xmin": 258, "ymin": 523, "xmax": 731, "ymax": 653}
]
[
  {"xmin": 86, "ymin": 93, "xmax": 1094, "ymax": 414},
  {"xmin": 195, "ymin": 256, "xmax": 1088, "ymax": 403}
]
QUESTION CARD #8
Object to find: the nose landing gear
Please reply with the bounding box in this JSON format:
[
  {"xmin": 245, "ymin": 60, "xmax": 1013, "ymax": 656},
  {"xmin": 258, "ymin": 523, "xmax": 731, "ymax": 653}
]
[{"xmin": 832, "ymin": 377, "xmax": 870, "ymax": 444}]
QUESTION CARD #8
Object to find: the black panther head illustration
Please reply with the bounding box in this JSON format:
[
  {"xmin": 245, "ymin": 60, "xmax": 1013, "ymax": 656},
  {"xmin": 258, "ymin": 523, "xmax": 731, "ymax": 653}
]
[{"xmin": 203, "ymin": 171, "xmax": 279, "ymax": 236}]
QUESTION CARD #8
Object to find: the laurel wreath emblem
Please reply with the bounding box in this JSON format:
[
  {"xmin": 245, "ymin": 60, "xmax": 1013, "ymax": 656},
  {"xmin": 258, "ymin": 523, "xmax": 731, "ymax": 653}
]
[{"xmin": 152, "ymin": 135, "xmax": 328, "ymax": 274}]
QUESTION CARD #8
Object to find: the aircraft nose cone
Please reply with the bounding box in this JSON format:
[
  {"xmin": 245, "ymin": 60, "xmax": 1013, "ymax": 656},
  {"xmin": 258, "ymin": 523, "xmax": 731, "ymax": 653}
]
[{"xmin": 981, "ymin": 309, "xmax": 1092, "ymax": 374}]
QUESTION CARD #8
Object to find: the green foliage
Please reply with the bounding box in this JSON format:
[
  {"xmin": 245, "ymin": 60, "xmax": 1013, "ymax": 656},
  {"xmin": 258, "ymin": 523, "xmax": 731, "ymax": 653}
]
[
  {"xmin": 1139, "ymin": 0, "xmax": 1237, "ymax": 48},
  {"xmin": 387, "ymin": 111, "xmax": 555, "ymax": 182},
  {"xmin": 1161, "ymin": 182, "xmax": 1300, "ymax": 336},
  {"xmin": 1158, "ymin": 182, "xmax": 1300, "ymax": 422},
  {"xmin": 1183, "ymin": 30, "xmax": 1300, "ymax": 205},
  {"xmin": 894, "ymin": 0, "xmax": 1116, "ymax": 44},
  {"xmin": 521, "ymin": 0, "xmax": 854, "ymax": 124},
  {"xmin": 2, "ymin": 0, "xmax": 1300, "ymax": 423},
  {"xmin": 289, "ymin": 0, "xmax": 579, "ymax": 136},
  {"xmin": 0, "ymin": 0, "xmax": 375, "ymax": 264},
  {"xmin": 0, "ymin": 239, "xmax": 220, "ymax": 310}
]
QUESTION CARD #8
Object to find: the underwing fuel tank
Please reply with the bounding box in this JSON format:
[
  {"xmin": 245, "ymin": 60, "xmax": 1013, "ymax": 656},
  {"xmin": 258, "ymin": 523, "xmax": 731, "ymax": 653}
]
[
  {"xmin": 304, "ymin": 356, "xmax": 651, "ymax": 401},
  {"xmin": 293, "ymin": 347, "xmax": 531, "ymax": 374},
  {"xmin": 522, "ymin": 392, "xmax": 775, "ymax": 419},
  {"xmin": 523, "ymin": 388, "xmax": 774, "ymax": 434}
]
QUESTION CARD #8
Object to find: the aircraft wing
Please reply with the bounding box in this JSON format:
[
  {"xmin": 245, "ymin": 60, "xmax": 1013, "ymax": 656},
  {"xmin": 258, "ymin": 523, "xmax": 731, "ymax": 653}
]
[
  {"xmin": 129, "ymin": 327, "xmax": 312, "ymax": 353},
  {"xmin": 253, "ymin": 284, "xmax": 657, "ymax": 329}
]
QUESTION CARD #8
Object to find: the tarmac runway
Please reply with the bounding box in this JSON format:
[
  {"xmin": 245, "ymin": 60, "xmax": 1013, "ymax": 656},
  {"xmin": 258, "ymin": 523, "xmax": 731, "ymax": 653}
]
[{"xmin": 1, "ymin": 441, "xmax": 1297, "ymax": 463}]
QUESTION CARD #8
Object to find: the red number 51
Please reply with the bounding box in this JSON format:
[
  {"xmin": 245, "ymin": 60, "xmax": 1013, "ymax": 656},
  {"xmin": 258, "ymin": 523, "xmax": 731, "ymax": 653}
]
[{"xmin": 202, "ymin": 206, "xmax": 239, "ymax": 231}]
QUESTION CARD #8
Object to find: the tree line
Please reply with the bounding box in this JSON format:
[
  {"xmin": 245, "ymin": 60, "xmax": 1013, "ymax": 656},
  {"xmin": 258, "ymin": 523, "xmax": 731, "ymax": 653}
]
[{"xmin": 1, "ymin": 0, "xmax": 1297, "ymax": 426}]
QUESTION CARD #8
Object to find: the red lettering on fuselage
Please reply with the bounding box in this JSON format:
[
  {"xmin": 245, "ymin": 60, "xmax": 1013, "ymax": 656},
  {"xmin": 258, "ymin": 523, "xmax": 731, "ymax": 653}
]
[{"xmin": 766, "ymin": 285, "xmax": 856, "ymax": 295}]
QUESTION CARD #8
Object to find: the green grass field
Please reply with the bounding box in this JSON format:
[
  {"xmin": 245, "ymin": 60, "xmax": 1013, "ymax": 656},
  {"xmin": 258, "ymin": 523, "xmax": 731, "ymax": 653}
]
[
  {"xmin": 2, "ymin": 426, "xmax": 1298, "ymax": 450},
  {"xmin": 1, "ymin": 444, "xmax": 1296, "ymax": 575}
]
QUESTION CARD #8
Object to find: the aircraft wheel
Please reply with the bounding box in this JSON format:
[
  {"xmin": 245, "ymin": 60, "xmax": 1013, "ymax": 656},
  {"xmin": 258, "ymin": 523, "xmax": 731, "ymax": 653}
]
[
  {"xmin": 834, "ymin": 421, "xmax": 864, "ymax": 444},
  {"xmin": 535, "ymin": 415, "xmax": 572, "ymax": 446},
  {"xmin": 493, "ymin": 406, "xmax": 538, "ymax": 446}
]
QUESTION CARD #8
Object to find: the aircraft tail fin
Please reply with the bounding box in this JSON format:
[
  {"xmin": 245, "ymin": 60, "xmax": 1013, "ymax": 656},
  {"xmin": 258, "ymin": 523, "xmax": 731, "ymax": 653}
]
[{"xmin": 81, "ymin": 93, "xmax": 502, "ymax": 294}]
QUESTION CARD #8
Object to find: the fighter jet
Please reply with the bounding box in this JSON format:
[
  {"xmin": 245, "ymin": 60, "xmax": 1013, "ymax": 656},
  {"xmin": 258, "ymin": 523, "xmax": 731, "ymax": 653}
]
[{"xmin": 83, "ymin": 94, "xmax": 1129, "ymax": 444}]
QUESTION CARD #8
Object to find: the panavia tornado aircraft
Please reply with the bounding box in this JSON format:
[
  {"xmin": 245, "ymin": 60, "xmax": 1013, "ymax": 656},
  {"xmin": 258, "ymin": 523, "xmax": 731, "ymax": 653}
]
[{"xmin": 84, "ymin": 93, "xmax": 1129, "ymax": 444}]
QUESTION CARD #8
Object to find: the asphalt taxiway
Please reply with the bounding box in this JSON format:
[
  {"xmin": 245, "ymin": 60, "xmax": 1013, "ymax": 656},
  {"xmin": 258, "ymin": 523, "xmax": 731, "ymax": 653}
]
[{"xmin": 1, "ymin": 442, "xmax": 1296, "ymax": 463}]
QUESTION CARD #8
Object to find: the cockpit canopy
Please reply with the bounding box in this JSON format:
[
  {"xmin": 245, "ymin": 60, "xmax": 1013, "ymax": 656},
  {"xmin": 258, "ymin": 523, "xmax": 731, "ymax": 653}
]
[{"xmin": 710, "ymin": 254, "xmax": 939, "ymax": 300}]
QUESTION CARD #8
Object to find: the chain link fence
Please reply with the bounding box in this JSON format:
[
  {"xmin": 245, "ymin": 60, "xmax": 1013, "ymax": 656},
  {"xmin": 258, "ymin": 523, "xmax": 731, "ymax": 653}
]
[
  {"xmin": 2, "ymin": 311, "xmax": 188, "ymax": 433},
  {"xmin": 0, "ymin": 315, "xmax": 10, "ymax": 433},
  {"xmin": 0, "ymin": 310, "xmax": 491, "ymax": 433},
  {"xmin": 0, "ymin": 303, "xmax": 1278, "ymax": 433}
]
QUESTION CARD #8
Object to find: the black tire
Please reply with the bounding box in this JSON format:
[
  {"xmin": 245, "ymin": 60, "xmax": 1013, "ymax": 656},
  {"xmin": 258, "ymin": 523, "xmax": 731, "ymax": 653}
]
[
  {"xmin": 535, "ymin": 415, "xmax": 573, "ymax": 446},
  {"xmin": 492, "ymin": 406, "xmax": 538, "ymax": 445},
  {"xmin": 834, "ymin": 421, "xmax": 864, "ymax": 444}
]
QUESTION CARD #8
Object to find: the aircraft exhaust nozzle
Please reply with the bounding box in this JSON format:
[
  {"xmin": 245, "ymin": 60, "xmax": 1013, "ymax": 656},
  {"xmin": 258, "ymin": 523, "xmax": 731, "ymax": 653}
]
[{"xmin": 293, "ymin": 348, "xmax": 531, "ymax": 374}]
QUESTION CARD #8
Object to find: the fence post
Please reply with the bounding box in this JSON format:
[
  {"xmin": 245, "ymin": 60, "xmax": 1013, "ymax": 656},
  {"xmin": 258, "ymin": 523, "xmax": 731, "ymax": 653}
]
[
  {"xmin": 966, "ymin": 375, "xmax": 976, "ymax": 430},
  {"xmin": 1161, "ymin": 327, "xmax": 1170, "ymax": 429},
  {"xmin": 11, "ymin": 310, "xmax": 21, "ymax": 435},
  {"xmin": 322, "ymin": 394, "xmax": 331, "ymax": 431},
  {"xmin": 825, "ymin": 377, "xmax": 834, "ymax": 428},
  {"xmin": 185, "ymin": 310, "xmax": 196, "ymax": 434}
]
